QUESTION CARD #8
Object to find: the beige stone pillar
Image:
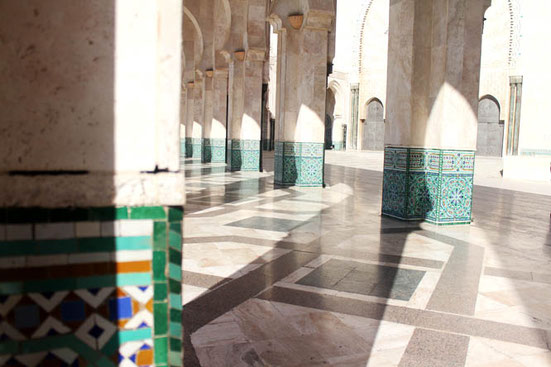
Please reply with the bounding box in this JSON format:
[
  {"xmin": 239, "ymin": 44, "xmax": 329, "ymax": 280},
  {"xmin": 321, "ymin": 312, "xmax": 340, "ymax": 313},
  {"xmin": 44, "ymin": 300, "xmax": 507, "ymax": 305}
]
[
  {"xmin": 185, "ymin": 82, "xmax": 195, "ymax": 158},
  {"xmin": 201, "ymin": 73, "xmax": 214, "ymax": 162},
  {"xmin": 208, "ymin": 70, "xmax": 229, "ymax": 163},
  {"xmin": 227, "ymin": 51, "xmax": 264, "ymax": 171},
  {"xmin": 382, "ymin": 0, "xmax": 491, "ymax": 224},
  {"xmin": 0, "ymin": 1, "xmax": 184, "ymax": 364},
  {"xmin": 191, "ymin": 77, "xmax": 204, "ymax": 159},
  {"xmin": 271, "ymin": 9, "xmax": 334, "ymax": 187}
]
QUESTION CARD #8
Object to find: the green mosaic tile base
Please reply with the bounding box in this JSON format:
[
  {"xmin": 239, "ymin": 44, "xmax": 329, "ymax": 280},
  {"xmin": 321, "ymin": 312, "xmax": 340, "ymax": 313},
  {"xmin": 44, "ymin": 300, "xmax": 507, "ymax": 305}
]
[
  {"xmin": 184, "ymin": 137, "xmax": 193, "ymax": 159},
  {"xmin": 382, "ymin": 146, "xmax": 475, "ymax": 225},
  {"xmin": 180, "ymin": 139, "xmax": 190, "ymax": 165},
  {"xmin": 274, "ymin": 141, "xmax": 325, "ymax": 187},
  {"xmin": 0, "ymin": 206, "xmax": 183, "ymax": 367},
  {"xmin": 190, "ymin": 138, "xmax": 202, "ymax": 159},
  {"xmin": 201, "ymin": 138, "xmax": 226, "ymax": 163},
  {"xmin": 227, "ymin": 139, "xmax": 261, "ymax": 171},
  {"xmin": 333, "ymin": 141, "xmax": 345, "ymax": 151}
]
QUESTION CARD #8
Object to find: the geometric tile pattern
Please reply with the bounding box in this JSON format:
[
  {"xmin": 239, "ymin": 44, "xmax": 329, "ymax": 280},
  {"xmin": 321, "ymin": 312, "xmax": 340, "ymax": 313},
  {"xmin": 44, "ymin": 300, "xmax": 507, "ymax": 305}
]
[
  {"xmin": 382, "ymin": 146, "xmax": 475, "ymax": 224},
  {"xmin": 185, "ymin": 137, "xmax": 193, "ymax": 159},
  {"xmin": 274, "ymin": 141, "xmax": 325, "ymax": 187},
  {"xmin": 227, "ymin": 139, "xmax": 261, "ymax": 172},
  {"xmin": 201, "ymin": 138, "xmax": 226, "ymax": 163},
  {"xmin": 0, "ymin": 206, "xmax": 183, "ymax": 367}
]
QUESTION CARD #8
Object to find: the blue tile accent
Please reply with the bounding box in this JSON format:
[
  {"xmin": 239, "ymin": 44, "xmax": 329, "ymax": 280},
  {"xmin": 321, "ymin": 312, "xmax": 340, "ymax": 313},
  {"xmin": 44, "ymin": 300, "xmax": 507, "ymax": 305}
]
[
  {"xmin": 14, "ymin": 304, "xmax": 40, "ymax": 329},
  {"xmin": 109, "ymin": 296, "xmax": 133, "ymax": 320},
  {"xmin": 61, "ymin": 300, "xmax": 86, "ymax": 322}
]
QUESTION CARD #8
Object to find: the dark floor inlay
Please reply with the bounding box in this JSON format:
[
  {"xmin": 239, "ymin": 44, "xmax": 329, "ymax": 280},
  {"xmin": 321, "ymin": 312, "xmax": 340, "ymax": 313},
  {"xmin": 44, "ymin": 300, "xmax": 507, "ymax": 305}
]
[
  {"xmin": 297, "ymin": 259, "xmax": 425, "ymax": 301},
  {"xmin": 225, "ymin": 216, "xmax": 306, "ymax": 232}
]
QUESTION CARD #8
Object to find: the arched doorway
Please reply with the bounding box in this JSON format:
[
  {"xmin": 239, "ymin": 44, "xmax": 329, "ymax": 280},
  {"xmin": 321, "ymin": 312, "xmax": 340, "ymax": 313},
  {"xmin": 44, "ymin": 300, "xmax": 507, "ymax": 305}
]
[
  {"xmin": 325, "ymin": 88, "xmax": 336, "ymax": 149},
  {"xmin": 362, "ymin": 98, "xmax": 384, "ymax": 150},
  {"xmin": 477, "ymin": 96, "xmax": 503, "ymax": 156}
]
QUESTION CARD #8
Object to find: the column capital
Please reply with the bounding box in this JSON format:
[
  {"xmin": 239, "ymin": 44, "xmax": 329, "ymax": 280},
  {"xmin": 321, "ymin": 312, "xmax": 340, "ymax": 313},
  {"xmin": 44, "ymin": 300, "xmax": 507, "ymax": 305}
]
[{"xmin": 246, "ymin": 48, "xmax": 266, "ymax": 62}]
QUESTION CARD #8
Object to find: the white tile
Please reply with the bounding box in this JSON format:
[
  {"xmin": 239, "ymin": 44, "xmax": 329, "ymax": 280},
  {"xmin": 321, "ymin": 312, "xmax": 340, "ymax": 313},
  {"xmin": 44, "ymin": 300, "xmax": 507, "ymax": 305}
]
[
  {"xmin": 100, "ymin": 221, "xmax": 121, "ymax": 237},
  {"xmin": 68, "ymin": 252, "xmax": 110, "ymax": 264},
  {"xmin": 75, "ymin": 222, "xmax": 101, "ymax": 238},
  {"xmin": 27, "ymin": 254, "xmax": 68, "ymax": 267},
  {"xmin": 0, "ymin": 256, "xmax": 26, "ymax": 269},
  {"xmin": 119, "ymin": 220, "xmax": 153, "ymax": 237},
  {"xmin": 6, "ymin": 224, "xmax": 32, "ymax": 240},
  {"xmin": 35, "ymin": 222, "xmax": 75, "ymax": 240},
  {"xmin": 112, "ymin": 250, "xmax": 152, "ymax": 262}
]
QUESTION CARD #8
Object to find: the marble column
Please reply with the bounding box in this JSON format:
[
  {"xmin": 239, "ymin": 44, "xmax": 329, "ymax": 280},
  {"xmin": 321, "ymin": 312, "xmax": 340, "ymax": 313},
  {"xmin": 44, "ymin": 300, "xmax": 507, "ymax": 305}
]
[
  {"xmin": 227, "ymin": 51, "xmax": 264, "ymax": 171},
  {"xmin": 0, "ymin": 1, "xmax": 184, "ymax": 365},
  {"xmin": 271, "ymin": 12, "xmax": 334, "ymax": 187},
  {"xmin": 382, "ymin": 0, "xmax": 490, "ymax": 224},
  {"xmin": 185, "ymin": 82, "xmax": 195, "ymax": 158},
  {"xmin": 201, "ymin": 73, "xmax": 214, "ymax": 163},
  {"xmin": 201, "ymin": 70, "xmax": 228, "ymax": 163},
  {"xmin": 180, "ymin": 87, "xmax": 188, "ymax": 166},
  {"xmin": 191, "ymin": 77, "xmax": 204, "ymax": 159}
]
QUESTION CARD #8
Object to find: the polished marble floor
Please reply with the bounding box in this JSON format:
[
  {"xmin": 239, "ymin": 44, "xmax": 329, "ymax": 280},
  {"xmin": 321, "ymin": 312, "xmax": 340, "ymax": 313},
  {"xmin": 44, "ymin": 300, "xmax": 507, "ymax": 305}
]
[{"xmin": 182, "ymin": 151, "xmax": 551, "ymax": 367}]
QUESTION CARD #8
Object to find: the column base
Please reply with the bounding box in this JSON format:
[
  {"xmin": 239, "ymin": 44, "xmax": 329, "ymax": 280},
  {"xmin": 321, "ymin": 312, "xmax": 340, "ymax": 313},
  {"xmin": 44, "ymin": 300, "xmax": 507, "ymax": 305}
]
[
  {"xmin": 201, "ymin": 138, "xmax": 226, "ymax": 163},
  {"xmin": 180, "ymin": 138, "xmax": 186, "ymax": 167},
  {"xmin": 0, "ymin": 206, "xmax": 183, "ymax": 366},
  {"xmin": 184, "ymin": 137, "xmax": 193, "ymax": 158},
  {"xmin": 274, "ymin": 141, "xmax": 325, "ymax": 187},
  {"xmin": 227, "ymin": 139, "xmax": 261, "ymax": 171},
  {"xmin": 333, "ymin": 141, "xmax": 345, "ymax": 151},
  {"xmin": 382, "ymin": 147, "xmax": 474, "ymax": 225}
]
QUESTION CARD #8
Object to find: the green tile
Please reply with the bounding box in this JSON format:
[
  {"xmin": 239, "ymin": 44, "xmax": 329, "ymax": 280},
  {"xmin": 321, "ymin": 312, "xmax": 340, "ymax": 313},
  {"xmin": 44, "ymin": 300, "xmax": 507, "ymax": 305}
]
[
  {"xmin": 88, "ymin": 207, "xmax": 129, "ymax": 221},
  {"xmin": 168, "ymin": 223, "xmax": 181, "ymax": 250},
  {"xmin": 153, "ymin": 251, "xmax": 167, "ymax": 281},
  {"xmin": 0, "ymin": 240, "xmax": 36, "ymax": 256},
  {"xmin": 0, "ymin": 281, "xmax": 23, "ymax": 295},
  {"xmin": 168, "ymin": 248, "xmax": 180, "ymax": 265},
  {"xmin": 169, "ymin": 293, "xmax": 181, "ymax": 308},
  {"xmin": 79, "ymin": 236, "xmax": 152, "ymax": 252},
  {"xmin": 154, "ymin": 283, "xmax": 168, "ymax": 301},
  {"xmin": 168, "ymin": 279, "xmax": 180, "ymax": 294},
  {"xmin": 154, "ymin": 221, "xmax": 168, "ymax": 250},
  {"xmin": 170, "ymin": 308, "xmax": 182, "ymax": 323},
  {"xmin": 169, "ymin": 351, "xmax": 183, "ymax": 366},
  {"xmin": 34, "ymin": 239, "xmax": 78, "ymax": 255},
  {"xmin": 154, "ymin": 337, "xmax": 168, "ymax": 365},
  {"xmin": 168, "ymin": 207, "xmax": 183, "ymax": 222},
  {"xmin": 94, "ymin": 356, "xmax": 116, "ymax": 367},
  {"xmin": 168, "ymin": 263, "xmax": 182, "ymax": 281},
  {"xmin": 154, "ymin": 303, "xmax": 168, "ymax": 335},
  {"xmin": 0, "ymin": 339, "xmax": 18, "ymax": 354},
  {"xmin": 130, "ymin": 206, "xmax": 166, "ymax": 220},
  {"xmin": 49, "ymin": 208, "xmax": 89, "ymax": 222},
  {"xmin": 169, "ymin": 321, "xmax": 182, "ymax": 337},
  {"xmin": 169, "ymin": 337, "xmax": 182, "ymax": 352},
  {"xmin": 24, "ymin": 278, "xmax": 75, "ymax": 293},
  {"xmin": 117, "ymin": 328, "xmax": 153, "ymax": 344}
]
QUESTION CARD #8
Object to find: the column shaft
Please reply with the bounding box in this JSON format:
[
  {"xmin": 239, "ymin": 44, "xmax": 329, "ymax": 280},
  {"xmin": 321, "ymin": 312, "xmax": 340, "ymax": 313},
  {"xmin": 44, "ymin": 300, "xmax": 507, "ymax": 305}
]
[
  {"xmin": 227, "ymin": 57, "xmax": 263, "ymax": 171},
  {"xmin": 382, "ymin": 0, "xmax": 489, "ymax": 224}
]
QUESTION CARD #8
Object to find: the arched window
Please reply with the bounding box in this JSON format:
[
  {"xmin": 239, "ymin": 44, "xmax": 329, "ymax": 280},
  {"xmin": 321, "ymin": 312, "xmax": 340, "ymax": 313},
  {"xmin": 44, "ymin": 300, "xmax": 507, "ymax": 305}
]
[{"xmin": 476, "ymin": 95, "xmax": 503, "ymax": 157}]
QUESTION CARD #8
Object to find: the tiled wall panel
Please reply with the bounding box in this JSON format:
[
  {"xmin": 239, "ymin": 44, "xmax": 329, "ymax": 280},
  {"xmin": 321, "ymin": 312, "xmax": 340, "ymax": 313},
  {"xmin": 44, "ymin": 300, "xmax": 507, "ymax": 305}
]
[
  {"xmin": 0, "ymin": 206, "xmax": 183, "ymax": 366},
  {"xmin": 382, "ymin": 147, "xmax": 474, "ymax": 225}
]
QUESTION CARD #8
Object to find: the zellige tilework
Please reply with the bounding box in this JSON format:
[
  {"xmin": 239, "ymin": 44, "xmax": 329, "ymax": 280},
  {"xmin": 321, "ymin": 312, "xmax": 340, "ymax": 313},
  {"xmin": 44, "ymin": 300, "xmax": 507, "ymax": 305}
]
[
  {"xmin": 274, "ymin": 141, "xmax": 325, "ymax": 187},
  {"xmin": 382, "ymin": 146, "xmax": 475, "ymax": 224},
  {"xmin": 0, "ymin": 206, "xmax": 183, "ymax": 367},
  {"xmin": 227, "ymin": 139, "xmax": 261, "ymax": 171}
]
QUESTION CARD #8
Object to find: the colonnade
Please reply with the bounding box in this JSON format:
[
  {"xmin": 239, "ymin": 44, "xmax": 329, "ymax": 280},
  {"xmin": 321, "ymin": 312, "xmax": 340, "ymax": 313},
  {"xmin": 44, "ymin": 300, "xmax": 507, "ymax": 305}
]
[{"xmin": 0, "ymin": 0, "xmax": 492, "ymax": 364}]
